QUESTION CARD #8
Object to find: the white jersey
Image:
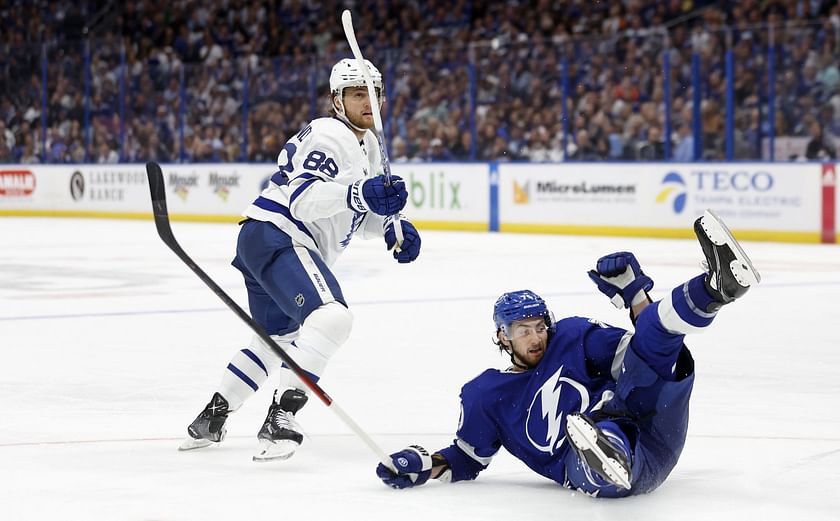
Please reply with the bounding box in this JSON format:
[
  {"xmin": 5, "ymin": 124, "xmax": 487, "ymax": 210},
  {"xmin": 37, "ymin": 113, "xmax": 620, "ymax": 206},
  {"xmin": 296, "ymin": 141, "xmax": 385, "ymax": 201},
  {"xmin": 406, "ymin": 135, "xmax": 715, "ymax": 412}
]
[{"xmin": 243, "ymin": 117, "xmax": 386, "ymax": 266}]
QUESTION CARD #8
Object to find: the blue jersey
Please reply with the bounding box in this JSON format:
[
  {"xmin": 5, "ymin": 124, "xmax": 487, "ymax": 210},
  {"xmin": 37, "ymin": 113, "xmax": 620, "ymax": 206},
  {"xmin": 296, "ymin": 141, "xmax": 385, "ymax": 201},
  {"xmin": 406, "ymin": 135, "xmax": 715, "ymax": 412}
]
[{"xmin": 438, "ymin": 316, "xmax": 633, "ymax": 485}]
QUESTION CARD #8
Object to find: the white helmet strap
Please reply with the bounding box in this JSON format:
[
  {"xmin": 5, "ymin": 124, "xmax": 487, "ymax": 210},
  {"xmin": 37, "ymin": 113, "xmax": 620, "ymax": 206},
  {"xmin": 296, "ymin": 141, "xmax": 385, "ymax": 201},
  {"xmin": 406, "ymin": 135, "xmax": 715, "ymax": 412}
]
[{"xmin": 333, "ymin": 88, "xmax": 371, "ymax": 133}]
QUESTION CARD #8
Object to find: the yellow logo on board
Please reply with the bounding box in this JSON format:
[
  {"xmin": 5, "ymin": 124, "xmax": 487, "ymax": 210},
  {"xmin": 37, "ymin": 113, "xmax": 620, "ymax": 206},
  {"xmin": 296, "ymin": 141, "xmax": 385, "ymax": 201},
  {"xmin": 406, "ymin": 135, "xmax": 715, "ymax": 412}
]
[{"xmin": 513, "ymin": 180, "xmax": 530, "ymax": 204}]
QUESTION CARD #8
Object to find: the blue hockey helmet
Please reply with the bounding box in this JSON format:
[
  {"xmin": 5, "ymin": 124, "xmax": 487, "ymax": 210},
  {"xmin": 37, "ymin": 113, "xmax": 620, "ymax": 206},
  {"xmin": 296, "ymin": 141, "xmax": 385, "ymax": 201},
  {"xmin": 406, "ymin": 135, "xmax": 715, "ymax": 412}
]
[{"xmin": 493, "ymin": 290, "xmax": 555, "ymax": 336}]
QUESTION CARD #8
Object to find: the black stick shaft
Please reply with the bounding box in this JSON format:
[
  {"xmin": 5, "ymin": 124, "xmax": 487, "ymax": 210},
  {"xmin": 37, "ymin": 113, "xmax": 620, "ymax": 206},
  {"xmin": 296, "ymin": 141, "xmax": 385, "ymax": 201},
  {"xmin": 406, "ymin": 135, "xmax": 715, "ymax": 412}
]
[
  {"xmin": 145, "ymin": 162, "xmax": 397, "ymax": 471},
  {"xmin": 145, "ymin": 161, "xmax": 332, "ymax": 406}
]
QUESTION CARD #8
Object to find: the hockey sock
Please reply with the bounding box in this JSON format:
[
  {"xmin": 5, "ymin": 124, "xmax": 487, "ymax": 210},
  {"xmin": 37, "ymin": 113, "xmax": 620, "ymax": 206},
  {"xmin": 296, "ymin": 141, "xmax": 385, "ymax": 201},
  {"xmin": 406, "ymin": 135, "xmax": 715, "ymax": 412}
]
[
  {"xmin": 218, "ymin": 332, "xmax": 296, "ymax": 410},
  {"xmin": 657, "ymin": 274, "xmax": 718, "ymax": 336},
  {"xmin": 686, "ymin": 273, "xmax": 719, "ymax": 314},
  {"xmin": 627, "ymin": 274, "xmax": 716, "ymax": 380}
]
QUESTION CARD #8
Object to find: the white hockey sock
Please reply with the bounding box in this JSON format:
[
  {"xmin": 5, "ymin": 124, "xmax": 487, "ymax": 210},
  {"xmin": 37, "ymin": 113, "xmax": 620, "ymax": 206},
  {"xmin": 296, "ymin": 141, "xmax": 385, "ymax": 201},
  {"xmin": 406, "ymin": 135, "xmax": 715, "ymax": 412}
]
[{"xmin": 218, "ymin": 331, "xmax": 298, "ymax": 410}]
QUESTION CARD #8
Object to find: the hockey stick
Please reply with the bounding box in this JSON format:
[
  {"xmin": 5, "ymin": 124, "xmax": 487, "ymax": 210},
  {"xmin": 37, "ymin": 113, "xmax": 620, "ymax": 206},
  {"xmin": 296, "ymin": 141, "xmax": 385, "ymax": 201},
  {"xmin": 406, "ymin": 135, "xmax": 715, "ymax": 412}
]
[
  {"xmin": 145, "ymin": 161, "xmax": 397, "ymax": 473},
  {"xmin": 341, "ymin": 9, "xmax": 404, "ymax": 246}
]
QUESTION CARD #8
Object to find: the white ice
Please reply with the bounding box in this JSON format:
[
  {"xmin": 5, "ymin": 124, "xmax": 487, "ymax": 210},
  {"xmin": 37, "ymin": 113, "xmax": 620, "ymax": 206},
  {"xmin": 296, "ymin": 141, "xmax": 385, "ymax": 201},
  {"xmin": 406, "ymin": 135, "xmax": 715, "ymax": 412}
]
[{"xmin": 1, "ymin": 217, "xmax": 839, "ymax": 520}]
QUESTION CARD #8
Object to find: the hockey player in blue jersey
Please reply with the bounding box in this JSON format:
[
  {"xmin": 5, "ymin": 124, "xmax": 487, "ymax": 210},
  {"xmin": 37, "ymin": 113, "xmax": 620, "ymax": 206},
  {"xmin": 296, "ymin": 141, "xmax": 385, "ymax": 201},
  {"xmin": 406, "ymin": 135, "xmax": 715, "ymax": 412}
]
[
  {"xmin": 180, "ymin": 58, "xmax": 422, "ymax": 461},
  {"xmin": 376, "ymin": 209, "xmax": 760, "ymax": 497}
]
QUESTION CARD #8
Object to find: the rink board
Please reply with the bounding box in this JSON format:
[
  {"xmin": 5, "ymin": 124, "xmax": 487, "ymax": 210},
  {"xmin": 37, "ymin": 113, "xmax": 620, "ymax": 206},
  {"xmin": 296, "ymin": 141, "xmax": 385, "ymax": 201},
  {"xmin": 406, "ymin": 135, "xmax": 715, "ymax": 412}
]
[
  {"xmin": 0, "ymin": 161, "xmax": 835, "ymax": 243},
  {"xmin": 497, "ymin": 162, "xmax": 828, "ymax": 242}
]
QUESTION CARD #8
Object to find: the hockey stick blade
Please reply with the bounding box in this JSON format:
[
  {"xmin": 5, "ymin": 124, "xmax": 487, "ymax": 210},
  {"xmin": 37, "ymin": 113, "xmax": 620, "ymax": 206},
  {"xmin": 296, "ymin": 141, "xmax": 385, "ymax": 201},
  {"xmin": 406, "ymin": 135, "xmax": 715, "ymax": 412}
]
[
  {"xmin": 144, "ymin": 161, "xmax": 397, "ymax": 472},
  {"xmin": 341, "ymin": 10, "xmax": 404, "ymax": 247},
  {"xmin": 147, "ymin": 161, "xmax": 176, "ymax": 248},
  {"xmin": 147, "ymin": 161, "xmax": 241, "ymax": 298}
]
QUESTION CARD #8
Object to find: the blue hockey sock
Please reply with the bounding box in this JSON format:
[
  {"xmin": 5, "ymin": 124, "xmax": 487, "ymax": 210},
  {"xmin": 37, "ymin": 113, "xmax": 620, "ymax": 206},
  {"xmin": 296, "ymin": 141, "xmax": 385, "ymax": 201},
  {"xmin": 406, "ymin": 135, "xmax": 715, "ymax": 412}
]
[
  {"xmin": 656, "ymin": 274, "xmax": 718, "ymax": 336},
  {"xmin": 686, "ymin": 273, "xmax": 718, "ymax": 313}
]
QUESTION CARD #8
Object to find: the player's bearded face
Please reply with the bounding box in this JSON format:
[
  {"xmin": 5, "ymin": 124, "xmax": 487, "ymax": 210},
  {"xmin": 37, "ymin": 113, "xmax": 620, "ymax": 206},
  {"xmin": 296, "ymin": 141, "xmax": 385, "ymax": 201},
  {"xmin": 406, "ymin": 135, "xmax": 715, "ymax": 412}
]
[
  {"xmin": 504, "ymin": 317, "xmax": 549, "ymax": 369},
  {"xmin": 341, "ymin": 87, "xmax": 376, "ymax": 129}
]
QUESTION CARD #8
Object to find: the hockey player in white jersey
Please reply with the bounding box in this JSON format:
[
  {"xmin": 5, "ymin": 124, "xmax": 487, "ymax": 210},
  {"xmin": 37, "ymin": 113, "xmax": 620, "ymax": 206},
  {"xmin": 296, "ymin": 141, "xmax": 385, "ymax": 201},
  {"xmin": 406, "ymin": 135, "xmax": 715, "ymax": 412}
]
[{"xmin": 180, "ymin": 58, "xmax": 422, "ymax": 461}]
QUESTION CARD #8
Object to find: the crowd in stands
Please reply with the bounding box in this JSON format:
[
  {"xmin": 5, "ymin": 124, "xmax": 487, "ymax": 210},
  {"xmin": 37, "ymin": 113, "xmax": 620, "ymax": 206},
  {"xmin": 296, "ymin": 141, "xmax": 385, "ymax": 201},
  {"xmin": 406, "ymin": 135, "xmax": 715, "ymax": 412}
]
[{"xmin": 1, "ymin": 0, "xmax": 839, "ymax": 164}]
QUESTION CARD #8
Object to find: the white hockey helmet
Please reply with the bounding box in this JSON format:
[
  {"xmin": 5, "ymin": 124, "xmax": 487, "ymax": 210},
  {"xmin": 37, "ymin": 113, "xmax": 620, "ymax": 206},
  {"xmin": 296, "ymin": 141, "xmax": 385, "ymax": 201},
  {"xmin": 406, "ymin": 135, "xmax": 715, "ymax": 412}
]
[{"xmin": 329, "ymin": 58, "xmax": 383, "ymax": 100}]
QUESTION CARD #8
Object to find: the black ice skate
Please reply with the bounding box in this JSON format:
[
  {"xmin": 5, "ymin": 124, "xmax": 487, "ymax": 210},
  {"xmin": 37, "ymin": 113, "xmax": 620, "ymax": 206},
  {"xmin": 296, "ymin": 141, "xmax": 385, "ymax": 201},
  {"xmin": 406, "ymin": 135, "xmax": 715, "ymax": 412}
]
[
  {"xmin": 253, "ymin": 388, "xmax": 308, "ymax": 462},
  {"xmin": 565, "ymin": 413, "xmax": 632, "ymax": 490},
  {"xmin": 694, "ymin": 209, "xmax": 761, "ymax": 311},
  {"xmin": 179, "ymin": 392, "xmax": 229, "ymax": 451}
]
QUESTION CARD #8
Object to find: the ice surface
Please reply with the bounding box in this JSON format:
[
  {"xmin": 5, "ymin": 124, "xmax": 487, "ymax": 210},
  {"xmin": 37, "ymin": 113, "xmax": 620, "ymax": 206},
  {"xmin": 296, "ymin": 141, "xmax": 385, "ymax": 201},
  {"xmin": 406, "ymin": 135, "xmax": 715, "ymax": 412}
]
[{"xmin": 1, "ymin": 217, "xmax": 839, "ymax": 520}]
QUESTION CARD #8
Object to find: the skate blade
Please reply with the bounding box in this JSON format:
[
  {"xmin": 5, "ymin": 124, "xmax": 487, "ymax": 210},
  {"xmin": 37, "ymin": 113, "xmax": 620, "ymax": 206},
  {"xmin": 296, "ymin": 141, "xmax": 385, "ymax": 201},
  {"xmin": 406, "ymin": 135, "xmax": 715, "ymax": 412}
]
[
  {"xmin": 701, "ymin": 209, "xmax": 761, "ymax": 286},
  {"xmin": 178, "ymin": 437, "xmax": 214, "ymax": 451},
  {"xmin": 566, "ymin": 416, "xmax": 631, "ymax": 490},
  {"xmin": 252, "ymin": 439, "xmax": 299, "ymax": 462}
]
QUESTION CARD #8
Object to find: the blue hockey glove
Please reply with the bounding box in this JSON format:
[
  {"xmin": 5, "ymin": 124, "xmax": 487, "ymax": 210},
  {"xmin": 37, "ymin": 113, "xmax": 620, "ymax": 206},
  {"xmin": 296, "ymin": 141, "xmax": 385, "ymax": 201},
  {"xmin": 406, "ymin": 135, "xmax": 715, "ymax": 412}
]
[
  {"xmin": 384, "ymin": 216, "xmax": 421, "ymax": 263},
  {"xmin": 347, "ymin": 175, "xmax": 408, "ymax": 216},
  {"xmin": 587, "ymin": 251, "xmax": 654, "ymax": 309},
  {"xmin": 376, "ymin": 445, "xmax": 433, "ymax": 489}
]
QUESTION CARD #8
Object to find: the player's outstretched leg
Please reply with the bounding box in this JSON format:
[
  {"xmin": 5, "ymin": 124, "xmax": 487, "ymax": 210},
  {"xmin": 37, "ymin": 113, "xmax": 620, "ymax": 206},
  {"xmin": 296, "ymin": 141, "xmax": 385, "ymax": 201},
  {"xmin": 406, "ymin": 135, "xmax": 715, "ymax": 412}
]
[
  {"xmin": 179, "ymin": 392, "xmax": 230, "ymax": 451},
  {"xmin": 253, "ymin": 388, "xmax": 309, "ymax": 462},
  {"xmin": 694, "ymin": 209, "xmax": 761, "ymax": 311},
  {"xmin": 565, "ymin": 413, "xmax": 632, "ymax": 491}
]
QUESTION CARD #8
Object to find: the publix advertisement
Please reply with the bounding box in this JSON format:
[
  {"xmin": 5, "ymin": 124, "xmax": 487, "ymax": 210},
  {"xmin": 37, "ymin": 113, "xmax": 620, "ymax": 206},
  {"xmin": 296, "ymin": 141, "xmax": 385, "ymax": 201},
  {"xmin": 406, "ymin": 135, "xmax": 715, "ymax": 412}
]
[{"xmin": 391, "ymin": 162, "xmax": 489, "ymax": 230}]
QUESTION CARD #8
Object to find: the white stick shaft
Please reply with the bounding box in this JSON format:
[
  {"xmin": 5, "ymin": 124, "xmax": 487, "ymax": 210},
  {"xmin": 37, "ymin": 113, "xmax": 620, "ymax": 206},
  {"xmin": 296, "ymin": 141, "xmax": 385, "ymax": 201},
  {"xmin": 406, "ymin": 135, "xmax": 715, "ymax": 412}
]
[
  {"xmin": 341, "ymin": 10, "xmax": 384, "ymax": 136},
  {"xmin": 341, "ymin": 9, "xmax": 404, "ymax": 247},
  {"xmin": 330, "ymin": 400, "xmax": 397, "ymax": 473}
]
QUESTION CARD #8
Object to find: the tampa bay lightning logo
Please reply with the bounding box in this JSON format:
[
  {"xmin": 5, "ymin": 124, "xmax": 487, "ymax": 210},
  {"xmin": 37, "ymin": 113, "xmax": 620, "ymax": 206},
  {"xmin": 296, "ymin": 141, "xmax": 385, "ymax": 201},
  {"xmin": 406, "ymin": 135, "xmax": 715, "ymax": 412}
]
[
  {"xmin": 525, "ymin": 365, "xmax": 590, "ymax": 454},
  {"xmin": 656, "ymin": 172, "xmax": 687, "ymax": 214}
]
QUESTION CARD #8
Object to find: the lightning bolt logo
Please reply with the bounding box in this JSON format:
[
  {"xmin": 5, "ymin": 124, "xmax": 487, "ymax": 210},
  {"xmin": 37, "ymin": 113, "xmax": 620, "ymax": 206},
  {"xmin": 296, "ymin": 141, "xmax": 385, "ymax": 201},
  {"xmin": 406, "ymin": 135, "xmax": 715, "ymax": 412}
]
[
  {"xmin": 525, "ymin": 366, "xmax": 590, "ymax": 454},
  {"xmin": 539, "ymin": 367, "xmax": 566, "ymax": 451}
]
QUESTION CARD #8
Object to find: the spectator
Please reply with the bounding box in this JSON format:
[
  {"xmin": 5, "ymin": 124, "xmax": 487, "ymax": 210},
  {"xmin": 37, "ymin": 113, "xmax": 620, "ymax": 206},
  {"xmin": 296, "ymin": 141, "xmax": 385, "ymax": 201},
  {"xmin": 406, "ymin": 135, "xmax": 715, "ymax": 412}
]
[
  {"xmin": 673, "ymin": 121, "xmax": 695, "ymax": 162},
  {"xmin": 428, "ymin": 138, "xmax": 453, "ymax": 161},
  {"xmin": 570, "ymin": 128, "xmax": 601, "ymax": 160},
  {"xmin": 522, "ymin": 127, "xmax": 553, "ymax": 162},
  {"xmin": 816, "ymin": 47, "xmax": 840, "ymax": 93},
  {"xmin": 450, "ymin": 130, "xmax": 474, "ymax": 161},
  {"xmin": 391, "ymin": 136, "xmax": 411, "ymax": 162},
  {"xmin": 805, "ymin": 120, "xmax": 837, "ymax": 160},
  {"xmin": 0, "ymin": 120, "xmax": 15, "ymax": 155},
  {"xmin": 95, "ymin": 141, "xmax": 119, "ymax": 164},
  {"xmin": 605, "ymin": 119, "xmax": 625, "ymax": 160},
  {"xmin": 0, "ymin": 133, "xmax": 13, "ymax": 163},
  {"xmin": 637, "ymin": 126, "xmax": 664, "ymax": 160},
  {"xmin": 20, "ymin": 141, "xmax": 39, "ymax": 164},
  {"xmin": 0, "ymin": 0, "xmax": 835, "ymax": 164}
]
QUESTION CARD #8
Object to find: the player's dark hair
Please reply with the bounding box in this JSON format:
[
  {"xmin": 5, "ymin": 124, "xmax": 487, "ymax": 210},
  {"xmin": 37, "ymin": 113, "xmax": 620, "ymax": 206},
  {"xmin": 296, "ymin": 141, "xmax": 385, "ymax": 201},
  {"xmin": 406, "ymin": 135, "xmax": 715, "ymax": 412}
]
[
  {"xmin": 493, "ymin": 331, "xmax": 508, "ymax": 355},
  {"xmin": 494, "ymin": 330, "xmax": 528, "ymax": 371}
]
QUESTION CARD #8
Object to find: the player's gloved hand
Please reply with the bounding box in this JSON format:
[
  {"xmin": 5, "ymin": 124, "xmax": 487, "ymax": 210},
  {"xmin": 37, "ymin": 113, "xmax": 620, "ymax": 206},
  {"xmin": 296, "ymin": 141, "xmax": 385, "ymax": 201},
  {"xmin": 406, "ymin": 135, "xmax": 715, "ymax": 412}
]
[
  {"xmin": 384, "ymin": 216, "xmax": 421, "ymax": 263},
  {"xmin": 347, "ymin": 175, "xmax": 408, "ymax": 216},
  {"xmin": 588, "ymin": 251, "xmax": 653, "ymax": 309},
  {"xmin": 376, "ymin": 445, "xmax": 433, "ymax": 489}
]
